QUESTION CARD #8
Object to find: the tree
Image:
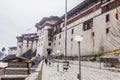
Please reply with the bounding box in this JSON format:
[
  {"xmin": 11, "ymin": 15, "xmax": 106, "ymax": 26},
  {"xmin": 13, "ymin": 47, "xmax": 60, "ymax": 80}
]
[
  {"xmin": 0, "ymin": 51, "xmax": 2, "ymax": 59},
  {"xmin": 1, "ymin": 47, "xmax": 6, "ymax": 52},
  {"xmin": 1, "ymin": 47, "xmax": 6, "ymax": 58}
]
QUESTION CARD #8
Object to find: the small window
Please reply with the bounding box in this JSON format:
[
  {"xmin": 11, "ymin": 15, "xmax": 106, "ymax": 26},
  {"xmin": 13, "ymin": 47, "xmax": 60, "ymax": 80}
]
[
  {"xmin": 54, "ymin": 36, "xmax": 56, "ymax": 40},
  {"xmin": 58, "ymin": 42, "xmax": 60, "ymax": 45},
  {"xmin": 106, "ymin": 14, "xmax": 109, "ymax": 22},
  {"xmin": 19, "ymin": 46, "xmax": 21, "ymax": 48},
  {"xmin": 92, "ymin": 32, "xmax": 94, "ymax": 37},
  {"xmin": 106, "ymin": 28, "xmax": 109, "ymax": 34},
  {"xmin": 59, "ymin": 34, "xmax": 61, "ymax": 39},
  {"xmin": 71, "ymin": 29, "xmax": 74, "ymax": 34},
  {"xmin": 26, "ymin": 44, "xmax": 29, "ymax": 47},
  {"xmin": 48, "ymin": 42, "xmax": 51, "ymax": 46},
  {"xmin": 71, "ymin": 38, "xmax": 73, "ymax": 42}
]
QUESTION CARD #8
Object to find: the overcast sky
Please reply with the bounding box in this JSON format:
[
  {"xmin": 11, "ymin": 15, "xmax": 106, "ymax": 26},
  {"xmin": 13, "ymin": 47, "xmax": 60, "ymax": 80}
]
[{"xmin": 0, "ymin": 0, "xmax": 83, "ymax": 50}]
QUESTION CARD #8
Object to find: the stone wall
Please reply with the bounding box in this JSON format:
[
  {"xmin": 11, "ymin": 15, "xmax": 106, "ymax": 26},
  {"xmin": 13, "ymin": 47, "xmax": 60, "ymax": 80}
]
[{"xmin": 25, "ymin": 61, "xmax": 43, "ymax": 80}]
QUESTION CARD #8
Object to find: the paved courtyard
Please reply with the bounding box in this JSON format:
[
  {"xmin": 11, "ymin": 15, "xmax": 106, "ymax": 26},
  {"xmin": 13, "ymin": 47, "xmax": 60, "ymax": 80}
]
[{"xmin": 42, "ymin": 61, "xmax": 120, "ymax": 80}]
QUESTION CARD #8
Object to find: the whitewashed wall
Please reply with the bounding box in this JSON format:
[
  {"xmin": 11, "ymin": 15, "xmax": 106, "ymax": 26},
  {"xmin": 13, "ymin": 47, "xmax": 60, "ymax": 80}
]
[
  {"xmin": 17, "ymin": 42, "xmax": 22, "ymax": 57},
  {"xmin": 22, "ymin": 40, "xmax": 28, "ymax": 54},
  {"xmin": 32, "ymin": 40, "xmax": 37, "ymax": 52},
  {"xmin": 36, "ymin": 5, "xmax": 120, "ymax": 57},
  {"xmin": 36, "ymin": 28, "xmax": 44, "ymax": 56},
  {"xmin": 52, "ymin": 6, "xmax": 120, "ymax": 56}
]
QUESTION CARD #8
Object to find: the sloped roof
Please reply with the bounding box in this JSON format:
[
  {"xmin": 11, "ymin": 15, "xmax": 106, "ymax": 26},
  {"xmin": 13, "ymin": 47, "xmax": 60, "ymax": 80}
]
[
  {"xmin": 9, "ymin": 47, "xmax": 17, "ymax": 50},
  {"xmin": 1, "ymin": 54, "xmax": 16, "ymax": 62},
  {"xmin": 61, "ymin": 0, "xmax": 100, "ymax": 19},
  {"xmin": 35, "ymin": 16, "xmax": 61, "ymax": 28}
]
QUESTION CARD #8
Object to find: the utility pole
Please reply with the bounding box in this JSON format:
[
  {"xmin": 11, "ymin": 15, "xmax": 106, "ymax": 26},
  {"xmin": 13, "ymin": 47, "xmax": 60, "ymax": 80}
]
[{"xmin": 64, "ymin": 0, "xmax": 67, "ymax": 61}]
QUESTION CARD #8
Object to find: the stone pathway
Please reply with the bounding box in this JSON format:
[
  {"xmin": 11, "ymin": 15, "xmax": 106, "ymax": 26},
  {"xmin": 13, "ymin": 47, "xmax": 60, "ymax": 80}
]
[{"xmin": 42, "ymin": 61, "xmax": 120, "ymax": 80}]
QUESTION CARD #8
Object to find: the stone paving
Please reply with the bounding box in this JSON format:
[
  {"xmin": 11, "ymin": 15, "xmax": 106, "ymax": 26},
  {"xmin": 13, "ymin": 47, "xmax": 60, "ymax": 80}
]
[{"xmin": 42, "ymin": 61, "xmax": 120, "ymax": 80}]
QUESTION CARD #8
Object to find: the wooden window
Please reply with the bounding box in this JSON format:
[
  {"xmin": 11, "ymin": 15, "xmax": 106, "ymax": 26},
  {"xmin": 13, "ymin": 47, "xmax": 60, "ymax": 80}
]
[
  {"xmin": 48, "ymin": 29, "xmax": 53, "ymax": 37},
  {"xmin": 106, "ymin": 14, "xmax": 110, "ymax": 22},
  {"xmin": 83, "ymin": 18, "xmax": 93, "ymax": 31}
]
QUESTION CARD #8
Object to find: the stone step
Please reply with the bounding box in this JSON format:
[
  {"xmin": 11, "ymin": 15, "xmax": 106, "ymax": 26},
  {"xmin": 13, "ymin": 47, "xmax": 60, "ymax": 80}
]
[
  {"xmin": 8, "ymin": 63, "xmax": 28, "ymax": 68},
  {"xmin": 5, "ymin": 68, "xmax": 29, "ymax": 75},
  {"xmin": 1, "ymin": 75, "xmax": 28, "ymax": 80}
]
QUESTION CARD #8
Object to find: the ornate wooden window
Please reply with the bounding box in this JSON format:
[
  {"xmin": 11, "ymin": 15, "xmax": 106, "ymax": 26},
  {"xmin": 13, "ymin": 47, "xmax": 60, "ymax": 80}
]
[{"xmin": 83, "ymin": 18, "xmax": 93, "ymax": 31}]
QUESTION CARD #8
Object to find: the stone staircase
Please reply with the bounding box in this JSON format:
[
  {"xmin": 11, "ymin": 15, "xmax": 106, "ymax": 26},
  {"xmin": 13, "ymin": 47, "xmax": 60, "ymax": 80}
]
[
  {"xmin": 5, "ymin": 68, "xmax": 29, "ymax": 75},
  {"xmin": 1, "ymin": 57, "xmax": 32, "ymax": 80}
]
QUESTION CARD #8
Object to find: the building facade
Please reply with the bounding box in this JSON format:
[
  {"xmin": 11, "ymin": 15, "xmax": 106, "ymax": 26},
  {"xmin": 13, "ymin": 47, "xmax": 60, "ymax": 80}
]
[
  {"xmin": 16, "ymin": 33, "xmax": 38, "ymax": 57},
  {"xmin": 16, "ymin": 0, "xmax": 120, "ymax": 57},
  {"xmin": 35, "ymin": 0, "xmax": 120, "ymax": 57},
  {"xmin": 35, "ymin": 16, "xmax": 61, "ymax": 56}
]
